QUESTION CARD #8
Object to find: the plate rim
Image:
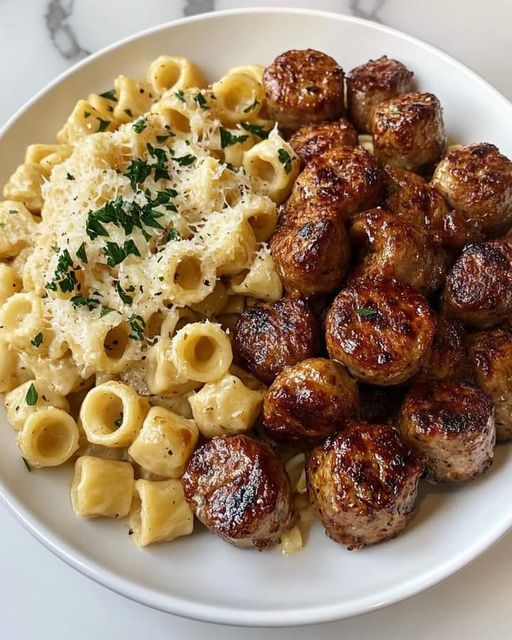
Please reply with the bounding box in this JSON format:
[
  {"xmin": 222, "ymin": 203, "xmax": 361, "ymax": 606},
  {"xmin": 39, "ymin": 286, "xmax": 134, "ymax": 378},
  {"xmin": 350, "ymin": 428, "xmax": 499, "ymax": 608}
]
[{"xmin": 1, "ymin": 6, "xmax": 512, "ymax": 627}]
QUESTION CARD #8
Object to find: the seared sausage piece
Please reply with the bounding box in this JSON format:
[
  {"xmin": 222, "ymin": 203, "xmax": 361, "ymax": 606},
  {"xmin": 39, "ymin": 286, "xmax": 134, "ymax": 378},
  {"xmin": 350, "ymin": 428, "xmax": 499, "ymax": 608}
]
[
  {"xmin": 288, "ymin": 119, "xmax": 358, "ymax": 166},
  {"xmin": 359, "ymin": 384, "xmax": 406, "ymax": 424},
  {"xmin": 399, "ymin": 381, "xmax": 495, "ymax": 482},
  {"xmin": 442, "ymin": 239, "xmax": 512, "ymax": 328},
  {"xmin": 347, "ymin": 56, "xmax": 414, "ymax": 133},
  {"xmin": 349, "ymin": 207, "xmax": 448, "ymax": 294},
  {"xmin": 307, "ymin": 422, "xmax": 424, "ymax": 549},
  {"xmin": 431, "ymin": 143, "xmax": 512, "ymax": 237},
  {"xmin": 263, "ymin": 49, "xmax": 345, "ymax": 133},
  {"xmin": 412, "ymin": 317, "xmax": 467, "ymax": 384},
  {"xmin": 263, "ymin": 358, "xmax": 358, "ymax": 441},
  {"xmin": 233, "ymin": 297, "xmax": 320, "ymax": 385},
  {"xmin": 288, "ymin": 145, "xmax": 384, "ymax": 223},
  {"xmin": 371, "ymin": 92, "xmax": 447, "ymax": 174},
  {"xmin": 182, "ymin": 435, "xmax": 294, "ymax": 549},
  {"xmin": 382, "ymin": 165, "xmax": 481, "ymax": 249},
  {"xmin": 270, "ymin": 208, "xmax": 351, "ymax": 298},
  {"xmin": 325, "ymin": 277, "xmax": 436, "ymax": 385},
  {"xmin": 469, "ymin": 326, "xmax": 512, "ymax": 441}
]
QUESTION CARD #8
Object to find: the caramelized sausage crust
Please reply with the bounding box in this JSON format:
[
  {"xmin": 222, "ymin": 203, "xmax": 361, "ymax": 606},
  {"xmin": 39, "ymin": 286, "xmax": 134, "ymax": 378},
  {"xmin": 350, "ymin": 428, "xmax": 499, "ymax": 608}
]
[
  {"xmin": 233, "ymin": 297, "xmax": 320, "ymax": 385},
  {"xmin": 347, "ymin": 56, "xmax": 414, "ymax": 133},
  {"xmin": 325, "ymin": 277, "xmax": 436, "ymax": 385},
  {"xmin": 263, "ymin": 358, "xmax": 358, "ymax": 441},
  {"xmin": 442, "ymin": 239, "xmax": 512, "ymax": 327},
  {"xmin": 431, "ymin": 143, "xmax": 512, "ymax": 237},
  {"xmin": 469, "ymin": 326, "xmax": 512, "ymax": 441},
  {"xmin": 412, "ymin": 317, "xmax": 467, "ymax": 384},
  {"xmin": 289, "ymin": 145, "xmax": 384, "ymax": 222},
  {"xmin": 399, "ymin": 381, "xmax": 495, "ymax": 482},
  {"xmin": 371, "ymin": 92, "xmax": 447, "ymax": 174},
  {"xmin": 263, "ymin": 49, "xmax": 345, "ymax": 133},
  {"xmin": 288, "ymin": 119, "xmax": 358, "ymax": 166},
  {"xmin": 307, "ymin": 422, "xmax": 424, "ymax": 549},
  {"xmin": 270, "ymin": 210, "xmax": 351, "ymax": 298},
  {"xmin": 349, "ymin": 207, "xmax": 448, "ymax": 294},
  {"xmin": 182, "ymin": 435, "xmax": 294, "ymax": 548}
]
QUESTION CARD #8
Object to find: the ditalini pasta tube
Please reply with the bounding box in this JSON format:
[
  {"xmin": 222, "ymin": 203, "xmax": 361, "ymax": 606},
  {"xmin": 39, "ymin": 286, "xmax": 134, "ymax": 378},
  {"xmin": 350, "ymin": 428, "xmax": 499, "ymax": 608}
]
[
  {"xmin": 170, "ymin": 321, "xmax": 232, "ymax": 383},
  {"xmin": 129, "ymin": 479, "xmax": 194, "ymax": 547},
  {"xmin": 17, "ymin": 407, "xmax": 79, "ymax": 467},
  {"xmin": 146, "ymin": 56, "xmax": 207, "ymax": 97},
  {"xmin": 4, "ymin": 380, "xmax": 70, "ymax": 431},
  {"xmin": 80, "ymin": 381, "xmax": 149, "ymax": 447},
  {"xmin": 71, "ymin": 455, "xmax": 134, "ymax": 518},
  {"xmin": 128, "ymin": 406, "xmax": 198, "ymax": 478}
]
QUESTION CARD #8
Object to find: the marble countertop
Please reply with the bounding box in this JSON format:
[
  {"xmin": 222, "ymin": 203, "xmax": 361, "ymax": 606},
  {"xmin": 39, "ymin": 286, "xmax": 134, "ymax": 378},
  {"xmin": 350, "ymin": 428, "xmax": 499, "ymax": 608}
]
[{"xmin": 1, "ymin": 1, "xmax": 512, "ymax": 638}]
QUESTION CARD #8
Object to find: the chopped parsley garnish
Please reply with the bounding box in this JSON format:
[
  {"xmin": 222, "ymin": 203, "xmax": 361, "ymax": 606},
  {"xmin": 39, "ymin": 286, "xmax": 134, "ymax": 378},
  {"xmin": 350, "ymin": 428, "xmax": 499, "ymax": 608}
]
[
  {"xmin": 31, "ymin": 333, "xmax": 43, "ymax": 348},
  {"xmin": 173, "ymin": 154, "xmax": 196, "ymax": 166},
  {"xmin": 356, "ymin": 307, "xmax": 378, "ymax": 318},
  {"xmin": 278, "ymin": 148, "xmax": 293, "ymax": 174},
  {"xmin": 124, "ymin": 158, "xmax": 152, "ymax": 189},
  {"xmin": 132, "ymin": 117, "xmax": 147, "ymax": 134},
  {"xmin": 26, "ymin": 383, "xmax": 38, "ymax": 406},
  {"xmin": 22, "ymin": 457, "xmax": 32, "ymax": 472},
  {"xmin": 194, "ymin": 92, "xmax": 208, "ymax": 110},
  {"xmin": 103, "ymin": 239, "xmax": 141, "ymax": 266},
  {"xmin": 70, "ymin": 295, "xmax": 101, "ymax": 310},
  {"xmin": 46, "ymin": 249, "xmax": 77, "ymax": 293},
  {"xmin": 128, "ymin": 314, "xmax": 146, "ymax": 341},
  {"xmin": 241, "ymin": 122, "xmax": 270, "ymax": 139},
  {"xmin": 97, "ymin": 118, "xmax": 110, "ymax": 132},
  {"xmin": 100, "ymin": 306, "xmax": 115, "ymax": 317},
  {"xmin": 76, "ymin": 242, "xmax": 88, "ymax": 264},
  {"xmin": 224, "ymin": 162, "xmax": 239, "ymax": 173},
  {"xmin": 389, "ymin": 106, "xmax": 402, "ymax": 115},
  {"xmin": 174, "ymin": 89, "xmax": 185, "ymax": 102},
  {"xmin": 99, "ymin": 89, "xmax": 117, "ymax": 102},
  {"xmin": 165, "ymin": 228, "xmax": 181, "ymax": 242},
  {"xmin": 123, "ymin": 108, "xmax": 133, "ymax": 117},
  {"xmin": 243, "ymin": 98, "xmax": 260, "ymax": 113},
  {"xmin": 114, "ymin": 280, "xmax": 133, "ymax": 305},
  {"xmin": 147, "ymin": 143, "xmax": 170, "ymax": 181},
  {"xmin": 219, "ymin": 127, "xmax": 249, "ymax": 149},
  {"xmin": 8, "ymin": 209, "xmax": 17, "ymax": 214},
  {"xmin": 66, "ymin": 172, "xmax": 75, "ymax": 181},
  {"xmin": 156, "ymin": 135, "xmax": 170, "ymax": 143},
  {"xmin": 83, "ymin": 111, "xmax": 91, "ymax": 118}
]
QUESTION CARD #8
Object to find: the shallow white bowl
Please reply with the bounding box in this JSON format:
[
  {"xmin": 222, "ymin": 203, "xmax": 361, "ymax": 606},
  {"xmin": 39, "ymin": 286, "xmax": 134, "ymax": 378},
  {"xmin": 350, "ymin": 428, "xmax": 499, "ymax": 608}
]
[{"xmin": 1, "ymin": 7, "xmax": 512, "ymax": 628}]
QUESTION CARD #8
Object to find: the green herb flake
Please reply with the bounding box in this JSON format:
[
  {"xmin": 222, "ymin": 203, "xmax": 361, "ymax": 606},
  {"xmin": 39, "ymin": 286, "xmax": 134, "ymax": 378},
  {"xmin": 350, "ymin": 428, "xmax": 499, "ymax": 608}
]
[
  {"xmin": 193, "ymin": 92, "xmax": 208, "ymax": 110},
  {"xmin": 26, "ymin": 383, "xmax": 38, "ymax": 406},
  {"xmin": 389, "ymin": 106, "xmax": 402, "ymax": 116},
  {"xmin": 8, "ymin": 209, "xmax": 17, "ymax": 214},
  {"xmin": 132, "ymin": 117, "xmax": 147, "ymax": 134},
  {"xmin": 220, "ymin": 127, "xmax": 249, "ymax": 149},
  {"xmin": 123, "ymin": 108, "xmax": 133, "ymax": 117},
  {"xmin": 83, "ymin": 111, "xmax": 91, "ymax": 118},
  {"xmin": 22, "ymin": 457, "xmax": 32, "ymax": 472},
  {"xmin": 147, "ymin": 143, "xmax": 170, "ymax": 182},
  {"xmin": 128, "ymin": 314, "xmax": 146, "ymax": 341},
  {"xmin": 174, "ymin": 89, "xmax": 186, "ymax": 103},
  {"xmin": 356, "ymin": 307, "xmax": 378, "ymax": 318},
  {"xmin": 277, "ymin": 148, "xmax": 293, "ymax": 174},
  {"xmin": 173, "ymin": 154, "xmax": 196, "ymax": 167},
  {"xmin": 99, "ymin": 306, "xmax": 114, "ymax": 317},
  {"xmin": 156, "ymin": 135, "xmax": 170, "ymax": 143},
  {"xmin": 165, "ymin": 228, "xmax": 181, "ymax": 242},
  {"xmin": 31, "ymin": 333, "xmax": 43, "ymax": 348},
  {"xmin": 243, "ymin": 98, "xmax": 260, "ymax": 113},
  {"xmin": 114, "ymin": 280, "xmax": 133, "ymax": 306},
  {"xmin": 241, "ymin": 122, "xmax": 270, "ymax": 139},
  {"xmin": 97, "ymin": 118, "xmax": 110, "ymax": 132},
  {"xmin": 70, "ymin": 295, "xmax": 101, "ymax": 310},
  {"xmin": 124, "ymin": 158, "xmax": 151, "ymax": 189},
  {"xmin": 99, "ymin": 89, "xmax": 117, "ymax": 102},
  {"xmin": 76, "ymin": 242, "xmax": 88, "ymax": 264},
  {"xmin": 66, "ymin": 173, "xmax": 75, "ymax": 181}
]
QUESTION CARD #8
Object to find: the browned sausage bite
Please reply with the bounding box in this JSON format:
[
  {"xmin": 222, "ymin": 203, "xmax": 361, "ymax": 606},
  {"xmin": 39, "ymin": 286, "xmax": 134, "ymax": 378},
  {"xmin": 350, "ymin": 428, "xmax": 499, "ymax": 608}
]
[
  {"xmin": 431, "ymin": 143, "xmax": 512, "ymax": 237},
  {"xmin": 325, "ymin": 277, "xmax": 436, "ymax": 385},
  {"xmin": 182, "ymin": 435, "xmax": 295, "ymax": 549},
  {"xmin": 469, "ymin": 326, "xmax": 512, "ymax": 441},
  {"xmin": 263, "ymin": 358, "xmax": 358, "ymax": 441},
  {"xmin": 371, "ymin": 92, "xmax": 447, "ymax": 174},
  {"xmin": 349, "ymin": 207, "xmax": 448, "ymax": 294},
  {"xmin": 263, "ymin": 49, "xmax": 345, "ymax": 133},
  {"xmin": 399, "ymin": 381, "xmax": 495, "ymax": 482},
  {"xmin": 288, "ymin": 119, "xmax": 359, "ymax": 166},
  {"xmin": 347, "ymin": 56, "xmax": 414, "ymax": 134},
  {"xmin": 442, "ymin": 239, "xmax": 512, "ymax": 328},
  {"xmin": 288, "ymin": 145, "xmax": 384, "ymax": 222},
  {"xmin": 233, "ymin": 297, "xmax": 320, "ymax": 385},
  {"xmin": 307, "ymin": 422, "xmax": 424, "ymax": 549},
  {"xmin": 412, "ymin": 317, "xmax": 467, "ymax": 384}
]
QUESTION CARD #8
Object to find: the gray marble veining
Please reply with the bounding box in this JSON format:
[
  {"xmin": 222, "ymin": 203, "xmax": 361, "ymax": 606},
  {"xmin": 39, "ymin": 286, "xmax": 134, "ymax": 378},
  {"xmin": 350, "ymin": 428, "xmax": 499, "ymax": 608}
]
[
  {"xmin": 350, "ymin": 0, "xmax": 385, "ymax": 22},
  {"xmin": 184, "ymin": 0, "xmax": 216, "ymax": 17},
  {"xmin": 45, "ymin": 0, "xmax": 90, "ymax": 60}
]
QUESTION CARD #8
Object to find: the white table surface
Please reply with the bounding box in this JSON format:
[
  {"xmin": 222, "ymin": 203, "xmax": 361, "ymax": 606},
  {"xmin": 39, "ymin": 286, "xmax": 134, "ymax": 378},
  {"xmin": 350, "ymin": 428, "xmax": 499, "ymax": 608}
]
[{"xmin": 1, "ymin": 1, "xmax": 512, "ymax": 637}]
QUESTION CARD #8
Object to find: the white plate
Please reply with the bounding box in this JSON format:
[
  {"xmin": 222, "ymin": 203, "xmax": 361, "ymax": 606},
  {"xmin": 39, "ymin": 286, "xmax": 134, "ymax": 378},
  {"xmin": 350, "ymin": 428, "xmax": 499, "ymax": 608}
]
[{"xmin": 1, "ymin": 7, "xmax": 512, "ymax": 628}]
